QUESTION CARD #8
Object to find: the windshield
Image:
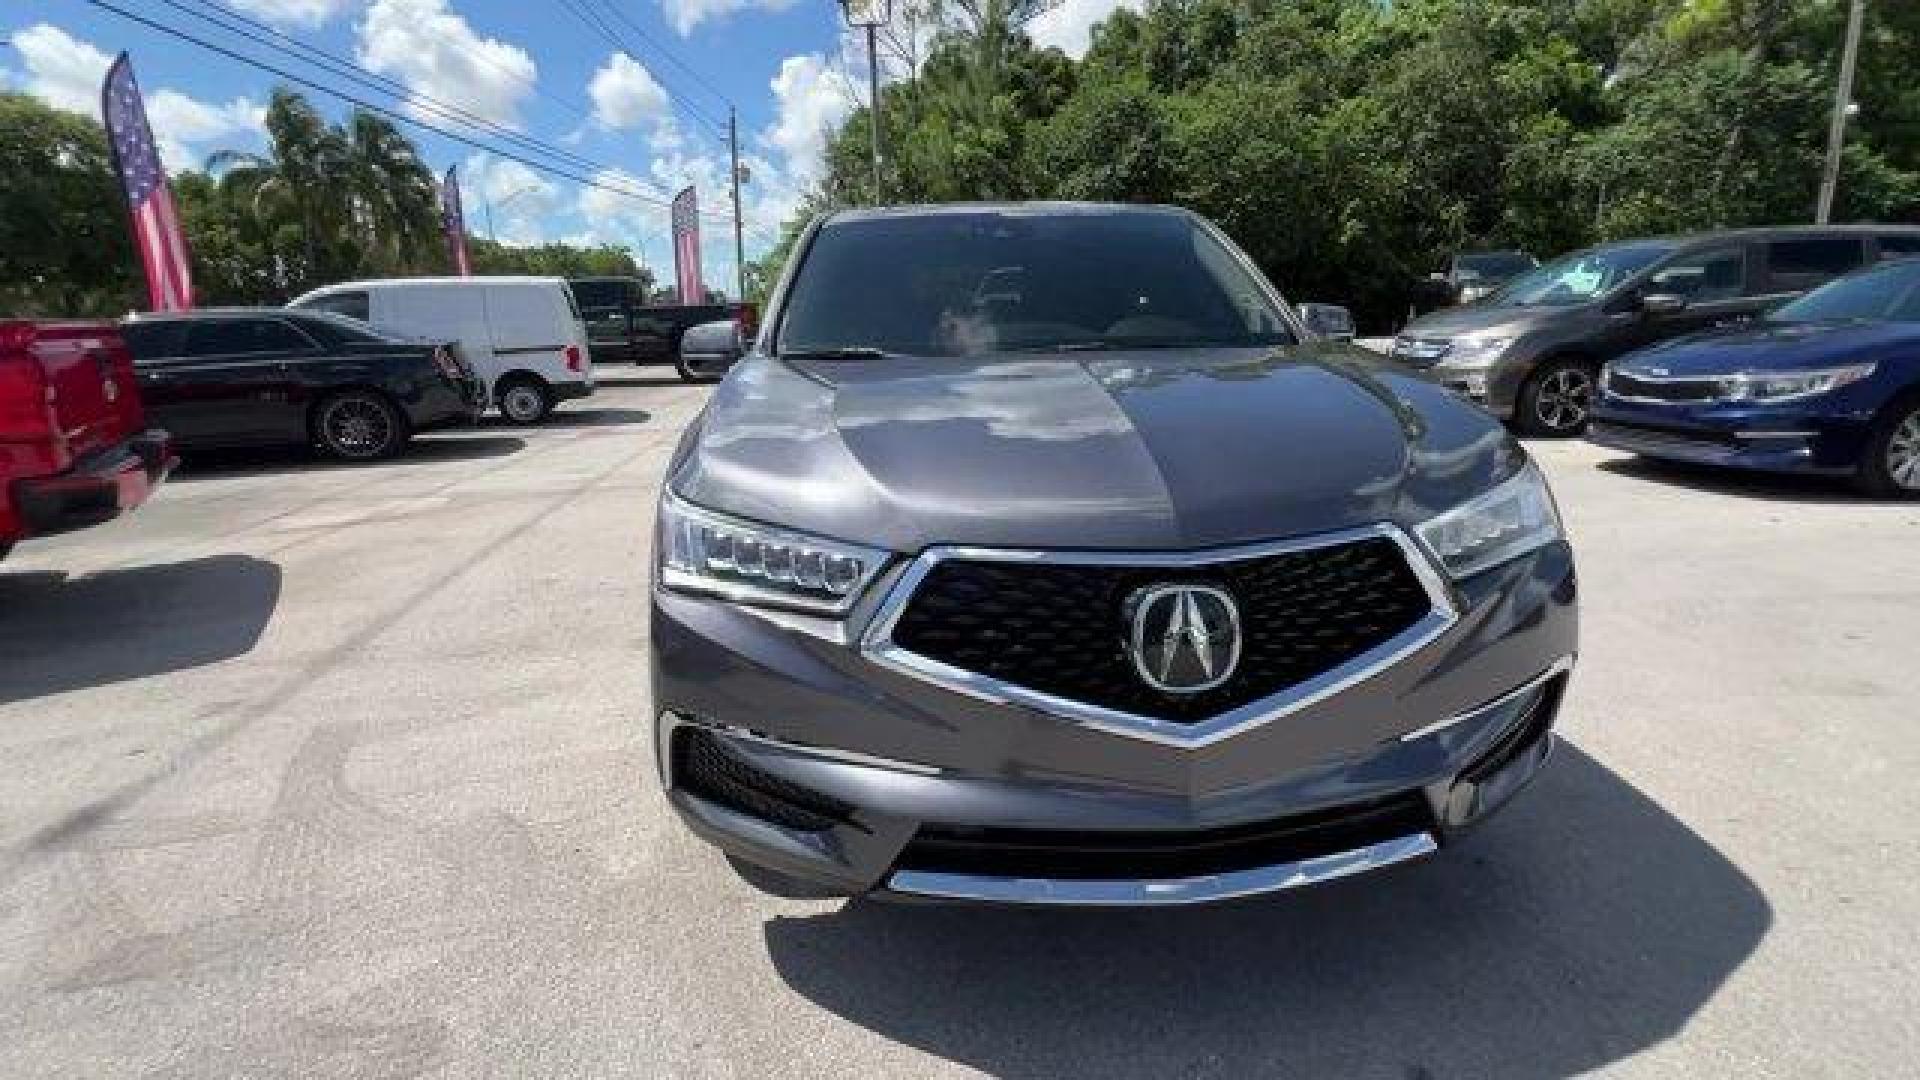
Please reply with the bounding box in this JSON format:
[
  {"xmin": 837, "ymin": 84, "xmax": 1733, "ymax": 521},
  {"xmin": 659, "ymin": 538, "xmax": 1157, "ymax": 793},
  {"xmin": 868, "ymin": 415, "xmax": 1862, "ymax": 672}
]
[
  {"xmin": 777, "ymin": 210, "xmax": 1296, "ymax": 356},
  {"xmin": 1487, "ymin": 242, "xmax": 1672, "ymax": 307},
  {"xmin": 1772, "ymin": 259, "xmax": 1920, "ymax": 323},
  {"xmin": 1457, "ymin": 252, "xmax": 1535, "ymax": 280},
  {"xmin": 294, "ymin": 310, "xmax": 405, "ymax": 344}
]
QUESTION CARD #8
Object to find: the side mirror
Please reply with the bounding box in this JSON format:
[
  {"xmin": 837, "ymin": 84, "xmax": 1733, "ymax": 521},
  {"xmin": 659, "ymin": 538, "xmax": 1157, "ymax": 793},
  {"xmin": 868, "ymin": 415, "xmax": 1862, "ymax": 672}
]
[
  {"xmin": 1298, "ymin": 302, "xmax": 1356, "ymax": 342},
  {"xmin": 1639, "ymin": 293, "xmax": 1688, "ymax": 317},
  {"xmin": 679, "ymin": 319, "xmax": 745, "ymax": 380}
]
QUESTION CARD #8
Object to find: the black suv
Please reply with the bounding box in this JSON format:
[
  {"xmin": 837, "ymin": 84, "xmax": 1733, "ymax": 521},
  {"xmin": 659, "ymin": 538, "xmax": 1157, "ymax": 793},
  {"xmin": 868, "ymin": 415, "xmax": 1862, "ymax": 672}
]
[
  {"xmin": 121, "ymin": 308, "xmax": 483, "ymax": 460},
  {"xmin": 1392, "ymin": 225, "xmax": 1920, "ymax": 435},
  {"xmin": 569, "ymin": 276, "xmax": 754, "ymax": 381}
]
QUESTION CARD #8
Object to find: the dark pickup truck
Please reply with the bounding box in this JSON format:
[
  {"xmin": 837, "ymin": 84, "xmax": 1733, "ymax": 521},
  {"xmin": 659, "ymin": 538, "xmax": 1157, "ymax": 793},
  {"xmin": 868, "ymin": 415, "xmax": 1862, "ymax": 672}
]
[
  {"xmin": 569, "ymin": 276, "xmax": 755, "ymax": 381},
  {"xmin": 1, "ymin": 320, "xmax": 174, "ymax": 562}
]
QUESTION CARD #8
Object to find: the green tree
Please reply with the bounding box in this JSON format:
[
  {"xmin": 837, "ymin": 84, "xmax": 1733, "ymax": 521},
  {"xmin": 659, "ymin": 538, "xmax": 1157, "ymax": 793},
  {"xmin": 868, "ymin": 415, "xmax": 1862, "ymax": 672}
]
[{"xmin": 0, "ymin": 94, "xmax": 138, "ymax": 316}]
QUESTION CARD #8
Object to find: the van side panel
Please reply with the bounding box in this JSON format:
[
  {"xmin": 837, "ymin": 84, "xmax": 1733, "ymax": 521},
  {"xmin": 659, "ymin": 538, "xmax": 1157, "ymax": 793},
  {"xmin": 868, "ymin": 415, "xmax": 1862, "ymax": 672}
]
[
  {"xmin": 485, "ymin": 283, "xmax": 565, "ymax": 353},
  {"xmin": 377, "ymin": 285, "xmax": 502, "ymax": 390}
]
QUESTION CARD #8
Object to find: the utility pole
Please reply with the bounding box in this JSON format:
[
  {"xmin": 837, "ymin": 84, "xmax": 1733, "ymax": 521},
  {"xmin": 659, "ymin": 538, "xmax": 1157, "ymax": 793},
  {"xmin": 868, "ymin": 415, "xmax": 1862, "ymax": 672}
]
[
  {"xmin": 729, "ymin": 106, "xmax": 747, "ymax": 302},
  {"xmin": 866, "ymin": 22, "xmax": 883, "ymax": 202},
  {"xmin": 1816, "ymin": 0, "xmax": 1866, "ymax": 224}
]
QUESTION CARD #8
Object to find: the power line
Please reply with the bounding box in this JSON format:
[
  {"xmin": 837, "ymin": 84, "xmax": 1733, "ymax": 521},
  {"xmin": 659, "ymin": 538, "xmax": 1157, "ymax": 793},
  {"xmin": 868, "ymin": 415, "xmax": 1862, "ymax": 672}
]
[
  {"xmin": 555, "ymin": 0, "xmax": 727, "ymax": 138},
  {"xmin": 166, "ymin": 0, "xmax": 608, "ymax": 177},
  {"xmin": 87, "ymin": 0, "xmax": 692, "ymax": 215},
  {"xmin": 592, "ymin": 0, "xmax": 733, "ymax": 108}
]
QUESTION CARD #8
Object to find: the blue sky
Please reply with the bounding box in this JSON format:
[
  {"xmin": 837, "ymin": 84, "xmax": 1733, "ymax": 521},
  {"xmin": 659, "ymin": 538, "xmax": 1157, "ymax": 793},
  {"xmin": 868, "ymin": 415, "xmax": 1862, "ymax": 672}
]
[{"xmin": 4, "ymin": 0, "xmax": 1129, "ymax": 297}]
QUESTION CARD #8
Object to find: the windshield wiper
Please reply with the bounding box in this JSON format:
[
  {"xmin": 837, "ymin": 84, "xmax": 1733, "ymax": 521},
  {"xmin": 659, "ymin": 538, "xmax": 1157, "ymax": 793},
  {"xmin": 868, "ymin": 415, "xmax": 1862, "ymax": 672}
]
[{"xmin": 779, "ymin": 346, "xmax": 890, "ymax": 361}]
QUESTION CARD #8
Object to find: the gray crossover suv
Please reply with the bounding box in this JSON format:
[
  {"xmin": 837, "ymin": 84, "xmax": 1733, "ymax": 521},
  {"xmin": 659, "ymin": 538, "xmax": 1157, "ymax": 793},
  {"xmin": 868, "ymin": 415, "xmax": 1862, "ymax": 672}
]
[{"xmin": 651, "ymin": 203, "xmax": 1577, "ymax": 906}]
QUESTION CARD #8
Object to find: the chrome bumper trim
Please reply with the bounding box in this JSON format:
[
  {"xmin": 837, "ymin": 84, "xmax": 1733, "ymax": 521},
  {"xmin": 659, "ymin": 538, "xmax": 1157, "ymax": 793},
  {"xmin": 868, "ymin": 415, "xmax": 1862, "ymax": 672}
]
[
  {"xmin": 657, "ymin": 711, "xmax": 944, "ymax": 781},
  {"xmin": 1398, "ymin": 655, "xmax": 1575, "ymax": 743},
  {"xmin": 887, "ymin": 831, "xmax": 1438, "ymax": 906}
]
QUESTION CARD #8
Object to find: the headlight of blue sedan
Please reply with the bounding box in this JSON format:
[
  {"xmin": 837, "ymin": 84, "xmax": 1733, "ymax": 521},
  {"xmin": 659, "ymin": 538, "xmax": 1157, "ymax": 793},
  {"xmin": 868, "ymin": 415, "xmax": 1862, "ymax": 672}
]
[{"xmin": 1721, "ymin": 363, "xmax": 1876, "ymax": 402}]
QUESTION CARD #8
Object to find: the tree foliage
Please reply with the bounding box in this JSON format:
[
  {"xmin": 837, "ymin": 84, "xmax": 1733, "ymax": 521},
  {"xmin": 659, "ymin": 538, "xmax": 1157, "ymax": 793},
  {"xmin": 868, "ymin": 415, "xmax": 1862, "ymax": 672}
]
[{"xmin": 774, "ymin": 0, "xmax": 1920, "ymax": 328}]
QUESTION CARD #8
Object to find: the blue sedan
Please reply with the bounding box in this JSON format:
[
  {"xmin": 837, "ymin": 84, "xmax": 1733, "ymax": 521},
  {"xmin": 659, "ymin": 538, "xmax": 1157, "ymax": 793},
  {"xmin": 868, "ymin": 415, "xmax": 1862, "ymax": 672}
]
[{"xmin": 1590, "ymin": 257, "xmax": 1920, "ymax": 496}]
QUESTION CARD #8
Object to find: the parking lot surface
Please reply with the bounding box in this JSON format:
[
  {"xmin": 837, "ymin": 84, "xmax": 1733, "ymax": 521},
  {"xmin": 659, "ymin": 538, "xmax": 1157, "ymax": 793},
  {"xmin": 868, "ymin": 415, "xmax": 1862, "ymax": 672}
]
[{"xmin": 3, "ymin": 373, "xmax": 1919, "ymax": 1078}]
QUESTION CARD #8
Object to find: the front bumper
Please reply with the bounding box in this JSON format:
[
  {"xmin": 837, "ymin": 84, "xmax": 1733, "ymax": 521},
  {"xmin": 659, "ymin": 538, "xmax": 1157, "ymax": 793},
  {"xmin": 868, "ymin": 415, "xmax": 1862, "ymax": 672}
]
[
  {"xmin": 10, "ymin": 429, "xmax": 175, "ymax": 538},
  {"xmin": 650, "ymin": 538, "xmax": 1577, "ymax": 906},
  {"xmin": 1590, "ymin": 396, "xmax": 1871, "ymax": 475}
]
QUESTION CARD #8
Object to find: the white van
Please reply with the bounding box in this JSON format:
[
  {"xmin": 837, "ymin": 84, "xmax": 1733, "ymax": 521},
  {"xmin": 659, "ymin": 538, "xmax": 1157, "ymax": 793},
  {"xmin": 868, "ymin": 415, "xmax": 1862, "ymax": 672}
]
[{"xmin": 290, "ymin": 277, "xmax": 593, "ymax": 422}]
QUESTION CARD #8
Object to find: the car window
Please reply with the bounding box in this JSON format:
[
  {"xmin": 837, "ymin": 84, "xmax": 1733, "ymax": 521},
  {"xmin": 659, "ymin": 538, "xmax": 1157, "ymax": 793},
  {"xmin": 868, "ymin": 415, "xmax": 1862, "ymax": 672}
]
[
  {"xmin": 184, "ymin": 318, "xmax": 314, "ymax": 356},
  {"xmin": 1876, "ymin": 235, "xmax": 1920, "ymax": 262},
  {"xmin": 1488, "ymin": 242, "xmax": 1671, "ymax": 307},
  {"xmin": 299, "ymin": 290, "xmax": 370, "ymax": 322},
  {"xmin": 1646, "ymin": 246, "xmax": 1748, "ymax": 303},
  {"xmin": 777, "ymin": 211, "xmax": 1294, "ymax": 356},
  {"xmin": 1773, "ymin": 260, "xmax": 1920, "ymax": 323},
  {"xmin": 292, "ymin": 310, "xmax": 402, "ymax": 345},
  {"xmin": 1456, "ymin": 252, "xmax": 1534, "ymax": 279},
  {"xmin": 571, "ymin": 280, "xmax": 625, "ymax": 311},
  {"xmin": 119, "ymin": 321, "xmax": 186, "ymax": 364},
  {"xmin": 1765, "ymin": 236, "xmax": 1864, "ymax": 292}
]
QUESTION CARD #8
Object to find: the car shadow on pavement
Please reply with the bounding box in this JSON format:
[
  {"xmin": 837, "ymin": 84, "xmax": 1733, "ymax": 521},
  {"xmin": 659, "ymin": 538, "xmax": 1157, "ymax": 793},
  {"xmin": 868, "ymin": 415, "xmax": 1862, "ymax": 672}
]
[
  {"xmin": 486, "ymin": 408, "xmax": 653, "ymax": 430},
  {"xmin": 762, "ymin": 743, "xmax": 1769, "ymax": 1080},
  {"xmin": 1596, "ymin": 455, "xmax": 1870, "ymax": 505},
  {"xmin": 594, "ymin": 373, "xmax": 692, "ymax": 389},
  {"xmin": 170, "ymin": 436, "xmax": 527, "ymax": 482},
  {"xmin": 0, "ymin": 554, "xmax": 281, "ymax": 704}
]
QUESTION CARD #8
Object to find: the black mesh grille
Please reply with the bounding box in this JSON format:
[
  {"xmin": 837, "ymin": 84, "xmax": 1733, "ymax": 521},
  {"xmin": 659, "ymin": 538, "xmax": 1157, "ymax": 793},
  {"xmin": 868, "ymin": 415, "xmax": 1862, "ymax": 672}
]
[
  {"xmin": 896, "ymin": 792, "xmax": 1432, "ymax": 880},
  {"xmin": 1608, "ymin": 371, "xmax": 1723, "ymax": 402},
  {"xmin": 889, "ymin": 536, "xmax": 1434, "ymax": 723},
  {"xmin": 671, "ymin": 727, "xmax": 855, "ymax": 833}
]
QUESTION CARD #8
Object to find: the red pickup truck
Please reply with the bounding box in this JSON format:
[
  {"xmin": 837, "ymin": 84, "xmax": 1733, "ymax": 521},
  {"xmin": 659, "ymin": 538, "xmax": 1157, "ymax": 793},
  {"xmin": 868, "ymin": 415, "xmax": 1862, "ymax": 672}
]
[{"xmin": 1, "ymin": 320, "xmax": 174, "ymax": 562}]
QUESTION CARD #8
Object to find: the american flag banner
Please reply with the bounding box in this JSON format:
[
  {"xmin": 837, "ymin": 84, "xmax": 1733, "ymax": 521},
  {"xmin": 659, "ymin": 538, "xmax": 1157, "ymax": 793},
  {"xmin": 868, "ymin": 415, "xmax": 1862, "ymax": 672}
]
[
  {"xmin": 671, "ymin": 186, "xmax": 703, "ymax": 303},
  {"xmin": 102, "ymin": 53, "xmax": 194, "ymax": 311},
  {"xmin": 442, "ymin": 165, "xmax": 472, "ymax": 276}
]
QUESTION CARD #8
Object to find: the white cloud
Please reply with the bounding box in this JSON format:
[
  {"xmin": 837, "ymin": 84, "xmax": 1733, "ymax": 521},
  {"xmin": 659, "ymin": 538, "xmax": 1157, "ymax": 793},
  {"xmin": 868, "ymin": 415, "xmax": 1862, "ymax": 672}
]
[
  {"xmin": 588, "ymin": 52, "xmax": 669, "ymax": 133},
  {"xmin": 356, "ymin": 0, "xmax": 537, "ymax": 129},
  {"xmin": 227, "ymin": 0, "xmax": 361, "ymax": 27},
  {"xmin": 8, "ymin": 23, "xmax": 264, "ymax": 171},
  {"xmin": 659, "ymin": 0, "xmax": 799, "ymax": 38},
  {"xmin": 763, "ymin": 53, "xmax": 851, "ymax": 193},
  {"xmin": 1026, "ymin": 0, "xmax": 1143, "ymax": 59},
  {"xmin": 8, "ymin": 22, "xmax": 111, "ymax": 115},
  {"xmin": 459, "ymin": 153, "xmax": 560, "ymax": 245}
]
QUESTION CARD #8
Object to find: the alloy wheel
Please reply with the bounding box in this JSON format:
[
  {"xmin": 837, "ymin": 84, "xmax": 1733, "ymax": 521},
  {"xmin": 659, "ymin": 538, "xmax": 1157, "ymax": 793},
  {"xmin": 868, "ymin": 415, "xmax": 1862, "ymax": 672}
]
[
  {"xmin": 1534, "ymin": 367, "xmax": 1593, "ymax": 433},
  {"xmin": 1889, "ymin": 410, "xmax": 1920, "ymax": 492},
  {"xmin": 322, "ymin": 396, "xmax": 394, "ymax": 459}
]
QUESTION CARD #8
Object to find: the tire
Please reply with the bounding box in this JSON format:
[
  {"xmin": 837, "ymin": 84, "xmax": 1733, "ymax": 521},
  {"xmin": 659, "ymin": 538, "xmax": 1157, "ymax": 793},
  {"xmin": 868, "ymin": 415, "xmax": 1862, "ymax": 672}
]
[
  {"xmin": 495, "ymin": 377, "xmax": 552, "ymax": 424},
  {"xmin": 1516, "ymin": 358, "xmax": 1597, "ymax": 437},
  {"xmin": 311, "ymin": 390, "xmax": 407, "ymax": 461},
  {"xmin": 1853, "ymin": 395, "xmax": 1920, "ymax": 498},
  {"xmin": 675, "ymin": 351, "xmax": 723, "ymax": 384},
  {"xmin": 724, "ymin": 854, "xmax": 845, "ymax": 899}
]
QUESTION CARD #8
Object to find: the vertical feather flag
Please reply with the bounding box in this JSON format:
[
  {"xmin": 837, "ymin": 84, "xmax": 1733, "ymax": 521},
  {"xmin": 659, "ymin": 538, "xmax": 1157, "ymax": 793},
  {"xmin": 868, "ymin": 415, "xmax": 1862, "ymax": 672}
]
[
  {"xmin": 671, "ymin": 186, "xmax": 703, "ymax": 303},
  {"xmin": 442, "ymin": 165, "xmax": 472, "ymax": 276},
  {"xmin": 102, "ymin": 53, "xmax": 194, "ymax": 311}
]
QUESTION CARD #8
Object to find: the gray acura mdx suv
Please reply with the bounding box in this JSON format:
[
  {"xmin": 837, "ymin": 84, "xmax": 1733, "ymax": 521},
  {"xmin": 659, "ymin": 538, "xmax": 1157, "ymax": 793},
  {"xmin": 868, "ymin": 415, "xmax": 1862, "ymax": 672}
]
[{"xmin": 651, "ymin": 203, "xmax": 1577, "ymax": 906}]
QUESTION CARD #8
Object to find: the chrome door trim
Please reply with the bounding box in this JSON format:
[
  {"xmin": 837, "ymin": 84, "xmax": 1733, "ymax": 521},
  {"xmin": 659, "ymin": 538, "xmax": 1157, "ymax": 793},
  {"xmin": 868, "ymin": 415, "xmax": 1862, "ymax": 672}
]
[
  {"xmin": 859, "ymin": 524, "xmax": 1460, "ymax": 750},
  {"xmin": 887, "ymin": 831, "xmax": 1438, "ymax": 906}
]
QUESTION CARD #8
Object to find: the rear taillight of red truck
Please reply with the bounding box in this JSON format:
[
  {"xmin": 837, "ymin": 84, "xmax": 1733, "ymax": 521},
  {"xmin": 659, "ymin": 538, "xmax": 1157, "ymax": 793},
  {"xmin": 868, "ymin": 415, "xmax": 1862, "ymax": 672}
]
[{"xmin": 0, "ymin": 323, "xmax": 61, "ymax": 446}]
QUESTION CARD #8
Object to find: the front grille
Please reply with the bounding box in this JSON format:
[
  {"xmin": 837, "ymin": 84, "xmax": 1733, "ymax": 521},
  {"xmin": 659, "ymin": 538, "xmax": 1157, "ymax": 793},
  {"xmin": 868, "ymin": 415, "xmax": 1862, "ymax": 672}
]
[
  {"xmin": 1606, "ymin": 370, "xmax": 1724, "ymax": 402},
  {"xmin": 895, "ymin": 792, "xmax": 1432, "ymax": 880},
  {"xmin": 889, "ymin": 536, "xmax": 1435, "ymax": 723},
  {"xmin": 670, "ymin": 727, "xmax": 856, "ymax": 833}
]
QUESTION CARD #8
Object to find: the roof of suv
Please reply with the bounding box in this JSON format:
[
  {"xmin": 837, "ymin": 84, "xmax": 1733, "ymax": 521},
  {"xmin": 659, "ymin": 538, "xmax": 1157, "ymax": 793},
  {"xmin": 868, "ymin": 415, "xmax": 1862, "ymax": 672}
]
[
  {"xmin": 1654, "ymin": 223, "xmax": 1920, "ymax": 247},
  {"xmin": 127, "ymin": 307, "xmax": 318, "ymax": 322},
  {"xmin": 822, "ymin": 201, "xmax": 1192, "ymax": 225}
]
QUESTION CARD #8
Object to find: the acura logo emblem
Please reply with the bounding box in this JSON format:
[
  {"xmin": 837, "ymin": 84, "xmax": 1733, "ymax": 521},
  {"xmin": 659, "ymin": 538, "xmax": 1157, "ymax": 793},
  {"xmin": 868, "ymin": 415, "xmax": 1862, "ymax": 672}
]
[{"xmin": 1126, "ymin": 584, "xmax": 1241, "ymax": 694}]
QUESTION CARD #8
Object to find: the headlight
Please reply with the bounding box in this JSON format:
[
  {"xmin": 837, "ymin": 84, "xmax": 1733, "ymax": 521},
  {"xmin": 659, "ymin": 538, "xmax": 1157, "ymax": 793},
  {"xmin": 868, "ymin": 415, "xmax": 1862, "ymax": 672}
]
[
  {"xmin": 657, "ymin": 491, "xmax": 887, "ymax": 614},
  {"xmin": 1721, "ymin": 363, "xmax": 1874, "ymax": 402},
  {"xmin": 1445, "ymin": 336, "xmax": 1512, "ymax": 365},
  {"xmin": 1415, "ymin": 459, "xmax": 1563, "ymax": 579}
]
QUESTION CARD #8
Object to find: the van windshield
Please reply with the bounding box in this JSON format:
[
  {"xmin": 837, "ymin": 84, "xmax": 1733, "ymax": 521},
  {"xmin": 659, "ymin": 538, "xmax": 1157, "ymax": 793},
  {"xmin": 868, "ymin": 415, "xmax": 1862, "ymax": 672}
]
[{"xmin": 777, "ymin": 211, "xmax": 1296, "ymax": 357}]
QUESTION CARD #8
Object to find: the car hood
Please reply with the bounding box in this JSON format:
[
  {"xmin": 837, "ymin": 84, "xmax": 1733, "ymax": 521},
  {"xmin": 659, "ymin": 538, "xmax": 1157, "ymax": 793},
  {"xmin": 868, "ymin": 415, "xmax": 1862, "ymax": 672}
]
[
  {"xmin": 672, "ymin": 345, "xmax": 1516, "ymax": 553},
  {"xmin": 1619, "ymin": 319, "xmax": 1920, "ymax": 376},
  {"xmin": 1400, "ymin": 303, "xmax": 1567, "ymax": 342}
]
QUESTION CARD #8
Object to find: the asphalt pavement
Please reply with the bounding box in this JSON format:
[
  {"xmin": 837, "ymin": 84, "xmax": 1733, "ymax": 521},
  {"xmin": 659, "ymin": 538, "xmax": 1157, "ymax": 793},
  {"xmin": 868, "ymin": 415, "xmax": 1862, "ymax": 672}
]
[{"xmin": 2, "ymin": 371, "xmax": 1917, "ymax": 1078}]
